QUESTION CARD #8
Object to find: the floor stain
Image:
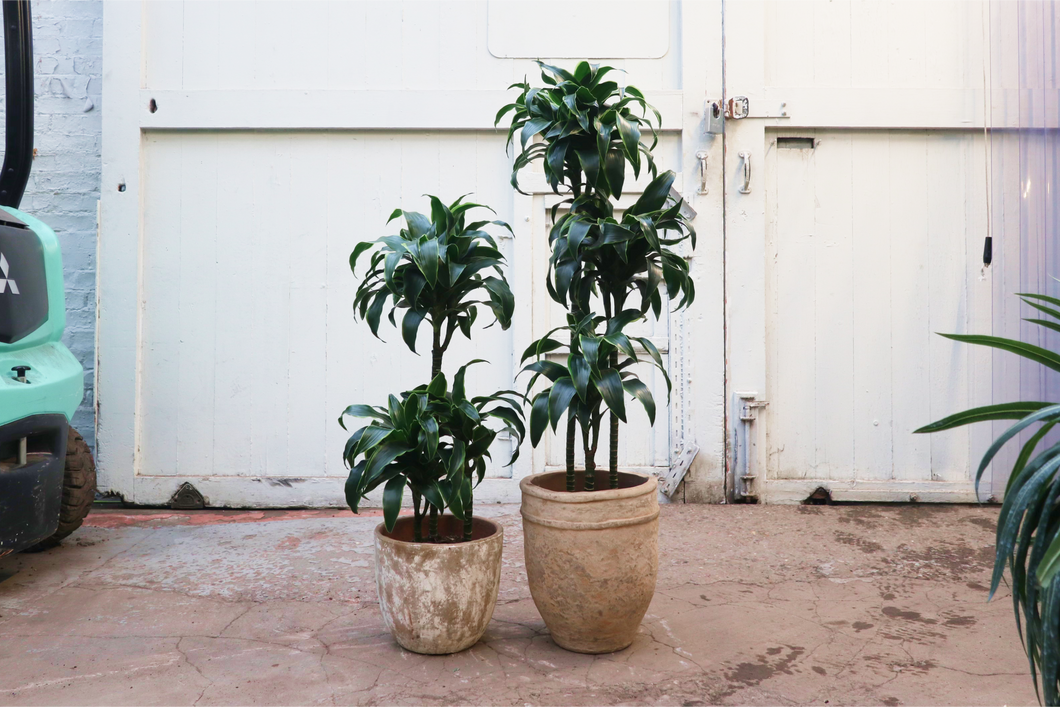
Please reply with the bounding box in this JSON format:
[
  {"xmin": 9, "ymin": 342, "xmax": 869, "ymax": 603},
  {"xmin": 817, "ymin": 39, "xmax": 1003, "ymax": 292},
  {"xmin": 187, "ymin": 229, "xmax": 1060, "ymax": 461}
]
[
  {"xmin": 726, "ymin": 645, "xmax": 806, "ymax": 688},
  {"xmin": 882, "ymin": 606, "xmax": 938, "ymax": 625},
  {"xmin": 834, "ymin": 531, "xmax": 884, "ymax": 554}
]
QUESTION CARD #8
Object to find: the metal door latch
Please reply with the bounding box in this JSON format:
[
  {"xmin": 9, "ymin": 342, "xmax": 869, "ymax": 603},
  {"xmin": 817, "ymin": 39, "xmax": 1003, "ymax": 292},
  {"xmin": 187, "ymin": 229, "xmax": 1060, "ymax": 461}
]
[{"xmin": 725, "ymin": 96, "xmax": 750, "ymax": 120}]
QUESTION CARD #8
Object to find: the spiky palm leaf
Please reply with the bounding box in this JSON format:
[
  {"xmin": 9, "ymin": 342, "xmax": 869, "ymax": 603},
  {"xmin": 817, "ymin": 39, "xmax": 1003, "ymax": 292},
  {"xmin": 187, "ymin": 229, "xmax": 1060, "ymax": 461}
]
[{"xmin": 916, "ymin": 292, "xmax": 1060, "ymax": 703}]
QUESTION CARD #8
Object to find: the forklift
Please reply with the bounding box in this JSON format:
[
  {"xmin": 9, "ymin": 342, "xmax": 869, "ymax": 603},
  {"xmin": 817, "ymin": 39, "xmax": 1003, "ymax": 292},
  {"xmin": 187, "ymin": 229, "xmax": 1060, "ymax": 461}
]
[{"xmin": 0, "ymin": 0, "xmax": 96, "ymax": 555}]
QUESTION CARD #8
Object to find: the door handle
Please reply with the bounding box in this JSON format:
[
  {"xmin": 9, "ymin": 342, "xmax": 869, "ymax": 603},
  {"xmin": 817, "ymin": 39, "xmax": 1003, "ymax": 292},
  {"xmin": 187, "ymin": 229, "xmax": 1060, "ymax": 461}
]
[
  {"xmin": 738, "ymin": 151, "xmax": 751, "ymax": 194},
  {"xmin": 695, "ymin": 150, "xmax": 708, "ymax": 194}
]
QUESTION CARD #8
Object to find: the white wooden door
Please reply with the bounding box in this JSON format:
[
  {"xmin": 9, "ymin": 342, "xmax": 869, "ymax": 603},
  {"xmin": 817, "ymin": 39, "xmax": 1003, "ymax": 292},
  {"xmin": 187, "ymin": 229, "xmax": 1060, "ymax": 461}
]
[
  {"xmin": 725, "ymin": 0, "xmax": 995, "ymax": 503},
  {"xmin": 98, "ymin": 1, "xmax": 726, "ymax": 507}
]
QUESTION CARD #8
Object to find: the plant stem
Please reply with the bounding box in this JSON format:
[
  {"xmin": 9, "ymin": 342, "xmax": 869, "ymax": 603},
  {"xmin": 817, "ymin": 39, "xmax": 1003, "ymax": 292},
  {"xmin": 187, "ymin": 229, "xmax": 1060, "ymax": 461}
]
[
  {"xmin": 609, "ymin": 396, "xmax": 619, "ymax": 489},
  {"xmin": 583, "ymin": 427, "xmax": 596, "ymax": 491},
  {"xmin": 428, "ymin": 504, "xmax": 439, "ymax": 542},
  {"xmin": 608, "ymin": 291, "xmax": 620, "ymax": 489},
  {"xmin": 431, "ymin": 318, "xmax": 443, "ymax": 378},
  {"xmin": 412, "ymin": 490, "xmax": 423, "ymax": 542},
  {"xmin": 463, "ymin": 493, "xmax": 473, "ymax": 542},
  {"xmin": 566, "ymin": 413, "xmax": 577, "ymax": 492}
]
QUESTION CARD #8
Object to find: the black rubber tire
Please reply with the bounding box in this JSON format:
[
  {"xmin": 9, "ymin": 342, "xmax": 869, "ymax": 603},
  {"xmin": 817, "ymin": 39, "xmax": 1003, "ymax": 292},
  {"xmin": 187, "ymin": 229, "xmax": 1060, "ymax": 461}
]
[{"xmin": 23, "ymin": 427, "xmax": 96, "ymax": 552}]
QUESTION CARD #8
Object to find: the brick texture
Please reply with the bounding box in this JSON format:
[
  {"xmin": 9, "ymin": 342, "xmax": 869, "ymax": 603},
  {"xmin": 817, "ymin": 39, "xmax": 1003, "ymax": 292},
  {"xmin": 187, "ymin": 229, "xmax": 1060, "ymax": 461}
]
[{"xmin": 0, "ymin": 0, "xmax": 102, "ymax": 449}]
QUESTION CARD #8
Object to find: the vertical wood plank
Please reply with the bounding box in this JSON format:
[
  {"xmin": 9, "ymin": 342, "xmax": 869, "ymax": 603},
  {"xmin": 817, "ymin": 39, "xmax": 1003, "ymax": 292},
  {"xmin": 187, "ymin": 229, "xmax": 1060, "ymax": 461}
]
[
  {"xmin": 850, "ymin": 133, "xmax": 894, "ymax": 481},
  {"xmin": 889, "ymin": 134, "xmax": 931, "ymax": 481},
  {"xmin": 811, "ymin": 134, "xmax": 855, "ymax": 481},
  {"xmin": 772, "ymin": 140, "xmax": 818, "ymax": 479}
]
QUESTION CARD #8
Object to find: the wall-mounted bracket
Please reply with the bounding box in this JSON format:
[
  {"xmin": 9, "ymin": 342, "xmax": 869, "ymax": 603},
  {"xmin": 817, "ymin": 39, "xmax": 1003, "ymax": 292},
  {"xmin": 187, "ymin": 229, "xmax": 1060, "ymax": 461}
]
[{"xmin": 734, "ymin": 392, "xmax": 769, "ymax": 500}]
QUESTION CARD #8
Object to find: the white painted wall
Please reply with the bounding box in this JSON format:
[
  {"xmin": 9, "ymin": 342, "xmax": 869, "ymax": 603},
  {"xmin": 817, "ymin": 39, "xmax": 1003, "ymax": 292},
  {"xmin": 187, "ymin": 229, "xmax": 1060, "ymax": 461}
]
[{"xmin": 0, "ymin": 0, "xmax": 102, "ymax": 449}]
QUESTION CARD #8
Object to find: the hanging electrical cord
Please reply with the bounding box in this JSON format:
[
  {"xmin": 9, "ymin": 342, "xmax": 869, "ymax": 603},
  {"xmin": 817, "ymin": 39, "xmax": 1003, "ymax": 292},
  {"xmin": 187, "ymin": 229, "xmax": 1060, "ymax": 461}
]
[{"xmin": 981, "ymin": 0, "xmax": 994, "ymax": 268}]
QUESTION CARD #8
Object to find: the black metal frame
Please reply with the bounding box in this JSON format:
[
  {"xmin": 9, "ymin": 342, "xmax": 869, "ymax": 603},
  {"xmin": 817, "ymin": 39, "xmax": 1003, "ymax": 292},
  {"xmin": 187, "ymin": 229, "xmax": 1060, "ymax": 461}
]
[
  {"xmin": 0, "ymin": 0, "xmax": 32, "ymax": 209},
  {"xmin": 0, "ymin": 413, "xmax": 68, "ymax": 555}
]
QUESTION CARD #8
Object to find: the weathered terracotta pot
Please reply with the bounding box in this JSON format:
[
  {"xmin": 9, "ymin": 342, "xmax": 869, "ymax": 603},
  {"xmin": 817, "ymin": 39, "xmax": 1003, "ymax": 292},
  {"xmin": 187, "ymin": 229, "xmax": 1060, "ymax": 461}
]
[
  {"xmin": 374, "ymin": 515, "xmax": 503, "ymax": 655},
  {"xmin": 520, "ymin": 470, "xmax": 659, "ymax": 654}
]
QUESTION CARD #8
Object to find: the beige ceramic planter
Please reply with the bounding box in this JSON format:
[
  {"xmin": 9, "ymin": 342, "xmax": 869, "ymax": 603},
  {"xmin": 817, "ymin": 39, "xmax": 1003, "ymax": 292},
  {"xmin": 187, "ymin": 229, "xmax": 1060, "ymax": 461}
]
[
  {"xmin": 520, "ymin": 470, "xmax": 659, "ymax": 654},
  {"xmin": 374, "ymin": 515, "xmax": 503, "ymax": 655}
]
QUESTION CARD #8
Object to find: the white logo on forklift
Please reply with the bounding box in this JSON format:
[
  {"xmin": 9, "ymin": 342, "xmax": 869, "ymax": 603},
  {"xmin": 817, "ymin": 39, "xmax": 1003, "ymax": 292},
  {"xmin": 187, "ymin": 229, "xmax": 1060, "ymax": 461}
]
[{"xmin": 0, "ymin": 252, "xmax": 19, "ymax": 294}]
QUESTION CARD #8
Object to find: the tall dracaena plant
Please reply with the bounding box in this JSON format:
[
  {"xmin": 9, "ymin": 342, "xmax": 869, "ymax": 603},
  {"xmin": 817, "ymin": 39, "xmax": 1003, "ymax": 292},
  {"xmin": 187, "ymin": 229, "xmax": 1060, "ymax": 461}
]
[
  {"xmin": 915, "ymin": 291, "xmax": 1060, "ymax": 704},
  {"xmin": 344, "ymin": 196, "xmax": 519, "ymax": 541},
  {"xmin": 500, "ymin": 61, "xmax": 696, "ymax": 491}
]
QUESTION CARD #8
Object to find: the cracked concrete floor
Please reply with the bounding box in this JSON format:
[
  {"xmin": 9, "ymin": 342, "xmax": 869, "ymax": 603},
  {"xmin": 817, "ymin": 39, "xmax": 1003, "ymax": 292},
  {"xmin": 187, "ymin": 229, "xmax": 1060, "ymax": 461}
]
[{"xmin": 0, "ymin": 503, "xmax": 1037, "ymax": 706}]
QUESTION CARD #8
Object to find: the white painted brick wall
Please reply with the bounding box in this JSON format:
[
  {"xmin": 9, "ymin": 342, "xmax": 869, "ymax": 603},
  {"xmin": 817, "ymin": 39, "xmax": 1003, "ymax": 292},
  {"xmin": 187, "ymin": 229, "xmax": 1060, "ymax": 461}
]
[{"xmin": 0, "ymin": 0, "xmax": 102, "ymax": 449}]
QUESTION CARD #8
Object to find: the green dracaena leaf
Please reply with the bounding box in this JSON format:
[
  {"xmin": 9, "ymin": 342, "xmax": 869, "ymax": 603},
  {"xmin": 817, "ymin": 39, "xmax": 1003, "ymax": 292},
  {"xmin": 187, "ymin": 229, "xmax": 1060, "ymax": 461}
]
[
  {"xmin": 629, "ymin": 170, "xmax": 676, "ymax": 215},
  {"xmin": 382, "ymin": 474, "xmax": 405, "ymax": 532},
  {"xmin": 940, "ymin": 333, "xmax": 1060, "ymax": 374},
  {"xmin": 426, "ymin": 371, "xmax": 447, "ymax": 398},
  {"xmin": 522, "ymin": 337, "xmax": 565, "ymax": 362},
  {"xmin": 595, "ymin": 368, "xmax": 627, "ymax": 422},
  {"xmin": 914, "ymin": 402, "xmax": 1054, "ymax": 434},
  {"xmin": 623, "ymin": 378, "xmax": 655, "ymax": 425},
  {"xmin": 401, "ymin": 308, "xmax": 427, "ymax": 353},
  {"xmin": 529, "ymin": 390, "xmax": 550, "ymax": 447},
  {"xmin": 453, "ymin": 359, "xmax": 486, "ymax": 403},
  {"xmin": 569, "ymin": 353, "xmax": 591, "ymax": 400},
  {"xmin": 548, "ymin": 377, "xmax": 577, "ymax": 430},
  {"xmin": 349, "ymin": 241, "xmax": 375, "ymax": 274}
]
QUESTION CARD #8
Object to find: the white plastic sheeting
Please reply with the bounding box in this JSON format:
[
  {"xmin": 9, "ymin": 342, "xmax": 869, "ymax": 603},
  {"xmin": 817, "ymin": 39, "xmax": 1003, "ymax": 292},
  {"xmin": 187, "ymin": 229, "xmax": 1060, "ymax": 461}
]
[{"xmin": 987, "ymin": 0, "xmax": 1060, "ymax": 495}]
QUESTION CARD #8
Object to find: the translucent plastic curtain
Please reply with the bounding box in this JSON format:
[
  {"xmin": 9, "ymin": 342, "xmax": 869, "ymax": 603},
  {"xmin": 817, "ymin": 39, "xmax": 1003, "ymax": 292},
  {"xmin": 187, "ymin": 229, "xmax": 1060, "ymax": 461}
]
[{"xmin": 988, "ymin": 0, "xmax": 1060, "ymax": 495}]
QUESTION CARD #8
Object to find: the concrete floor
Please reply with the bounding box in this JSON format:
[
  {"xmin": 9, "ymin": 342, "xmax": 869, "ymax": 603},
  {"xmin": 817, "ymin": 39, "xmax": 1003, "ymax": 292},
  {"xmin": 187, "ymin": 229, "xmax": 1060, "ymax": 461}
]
[{"xmin": 0, "ymin": 503, "xmax": 1037, "ymax": 706}]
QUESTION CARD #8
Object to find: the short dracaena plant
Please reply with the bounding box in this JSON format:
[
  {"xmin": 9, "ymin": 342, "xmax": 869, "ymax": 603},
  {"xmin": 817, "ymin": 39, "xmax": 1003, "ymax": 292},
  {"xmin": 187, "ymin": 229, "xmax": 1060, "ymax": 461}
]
[
  {"xmin": 498, "ymin": 62, "xmax": 696, "ymax": 492},
  {"xmin": 340, "ymin": 363, "xmax": 524, "ymax": 543},
  {"xmin": 915, "ymin": 291, "xmax": 1060, "ymax": 704},
  {"xmin": 343, "ymin": 197, "xmax": 523, "ymax": 542},
  {"xmin": 350, "ymin": 195, "xmax": 515, "ymax": 377},
  {"xmin": 496, "ymin": 60, "xmax": 661, "ymax": 200}
]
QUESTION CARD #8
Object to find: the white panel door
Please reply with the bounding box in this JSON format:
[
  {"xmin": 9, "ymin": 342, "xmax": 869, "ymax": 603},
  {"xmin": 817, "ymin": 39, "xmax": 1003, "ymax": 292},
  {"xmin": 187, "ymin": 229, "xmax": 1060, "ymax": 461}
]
[
  {"xmin": 725, "ymin": 0, "xmax": 995, "ymax": 503},
  {"xmin": 99, "ymin": 1, "xmax": 726, "ymax": 507}
]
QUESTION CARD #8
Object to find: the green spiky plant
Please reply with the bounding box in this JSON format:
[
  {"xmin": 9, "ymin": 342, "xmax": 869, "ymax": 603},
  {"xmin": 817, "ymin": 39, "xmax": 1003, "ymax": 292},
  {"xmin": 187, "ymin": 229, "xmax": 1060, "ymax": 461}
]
[
  {"xmin": 498, "ymin": 61, "xmax": 696, "ymax": 491},
  {"xmin": 342, "ymin": 196, "xmax": 523, "ymax": 542},
  {"xmin": 915, "ymin": 292, "xmax": 1060, "ymax": 703}
]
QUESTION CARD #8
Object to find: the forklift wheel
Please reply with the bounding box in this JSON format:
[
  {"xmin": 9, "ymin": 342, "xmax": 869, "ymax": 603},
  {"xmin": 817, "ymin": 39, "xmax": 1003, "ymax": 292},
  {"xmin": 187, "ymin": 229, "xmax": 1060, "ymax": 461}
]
[{"xmin": 23, "ymin": 427, "xmax": 96, "ymax": 552}]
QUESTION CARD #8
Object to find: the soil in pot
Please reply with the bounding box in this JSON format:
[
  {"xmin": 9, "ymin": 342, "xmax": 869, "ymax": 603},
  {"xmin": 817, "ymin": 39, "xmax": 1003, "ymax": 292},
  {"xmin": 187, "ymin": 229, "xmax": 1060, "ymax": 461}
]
[
  {"xmin": 374, "ymin": 515, "xmax": 503, "ymax": 655},
  {"xmin": 520, "ymin": 470, "xmax": 659, "ymax": 654}
]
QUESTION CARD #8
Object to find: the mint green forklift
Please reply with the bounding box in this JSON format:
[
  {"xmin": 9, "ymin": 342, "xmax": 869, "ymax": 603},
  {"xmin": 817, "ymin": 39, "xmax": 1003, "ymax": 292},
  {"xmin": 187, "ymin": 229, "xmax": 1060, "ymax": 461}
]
[{"xmin": 0, "ymin": 0, "xmax": 96, "ymax": 555}]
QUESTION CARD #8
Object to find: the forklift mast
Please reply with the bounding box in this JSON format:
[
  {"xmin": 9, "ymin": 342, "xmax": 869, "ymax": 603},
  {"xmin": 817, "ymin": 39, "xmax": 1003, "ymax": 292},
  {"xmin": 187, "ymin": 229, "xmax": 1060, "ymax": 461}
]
[{"xmin": 0, "ymin": 0, "xmax": 32, "ymax": 209}]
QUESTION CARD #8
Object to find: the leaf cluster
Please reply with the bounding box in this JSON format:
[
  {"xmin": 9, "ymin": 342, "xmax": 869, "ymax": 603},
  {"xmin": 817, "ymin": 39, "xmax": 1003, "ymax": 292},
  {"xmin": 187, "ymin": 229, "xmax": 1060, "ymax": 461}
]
[
  {"xmin": 496, "ymin": 61, "xmax": 660, "ymax": 199},
  {"xmin": 522, "ymin": 312, "xmax": 667, "ymax": 453},
  {"xmin": 916, "ymin": 291, "xmax": 1060, "ymax": 703},
  {"xmin": 340, "ymin": 362, "xmax": 525, "ymax": 532},
  {"xmin": 547, "ymin": 170, "xmax": 695, "ymax": 318},
  {"xmin": 350, "ymin": 195, "xmax": 515, "ymax": 355}
]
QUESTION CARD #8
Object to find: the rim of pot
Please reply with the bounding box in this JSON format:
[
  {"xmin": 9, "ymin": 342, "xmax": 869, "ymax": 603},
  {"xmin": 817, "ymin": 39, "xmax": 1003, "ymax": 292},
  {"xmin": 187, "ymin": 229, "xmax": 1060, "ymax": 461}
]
[
  {"xmin": 519, "ymin": 471, "xmax": 657, "ymax": 504},
  {"xmin": 374, "ymin": 516, "xmax": 502, "ymax": 547}
]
